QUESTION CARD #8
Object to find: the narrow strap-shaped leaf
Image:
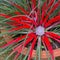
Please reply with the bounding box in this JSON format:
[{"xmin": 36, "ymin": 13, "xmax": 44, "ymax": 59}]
[
  {"xmin": 13, "ymin": 44, "xmax": 23, "ymax": 60},
  {"xmin": 37, "ymin": 8, "xmax": 40, "ymax": 23},
  {"xmin": 44, "ymin": 16, "xmax": 60, "ymax": 28},
  {"xmin": 46, "ymin": 21, "xmax": 60, "ymax": 30},
  {"xmin": 31, "ymin": 0, "xmax": 36, "ymax": 9},
  {"xmin": 42, "ymin": 39, "xmax": 50, "ymax": 60},
  {"xmin": 24, "ymin": 37, "xmax": 33, "ymax": 47},
  {"xmin": 42, "ymin": 0, "xmax": 49, "ymax": 19},
  {"xmin": 46, "ymin": 32, "xmax": 60, "ymax": 39},
  {"xmin": 14, "ymin": 53, "xmax": 20, "ymax": 60},
  {"xmin": 8, "ymin": 0, "xmax": 29, "ymax": 15},
  {"xmin": 13, "ymin": 33, "xmax": 35, "ymax": 52},
  {"xmin": 27, "ymin": 36, "xmax": 37, "ymax": 60},
  {"xmin": 24, "ymin": 33, "xmax": 36, "ymax": 47},
  {"xmin": 26, "ymin": 0, "xmax": 31, "ymax": 11},
  {"xmin": 5, "ymin": 51, "xmax": 15, "ymax": 60},
  {"xmin": 14, "ymin": 11, "xmax": 21, "ymax": 15},
  {"xmin": 16, "ymin": 16, "xmax": 36, "ymax": 25},
  {"xmin": 0, "ymin": 13, "xmax": 10, "ymax": 18},
  {"xmin": 13, "ymin": 41, "xmax": 29, "ymax": 60},
  {"xmin": 42, "ymin": 1, "xmax": 47, "ymax": 12},
  {"xmin": 12, "ymin": 43, "xmax": 23, "ymax": 60},
  {"xmin": 0, "ymin": 46, "xmax": 12, "ymax": 55},
  {"xmin": 47, "ymin": 0, "xmax": 54, "ymax": 9},
  {"xmin": 7, "ymin": 21, "xmax": 31, "ymax": 27},
  {"xmin": 28, "ymin": 33, "xmax": 36, "ymax": 37},
  {"xmin": 13, "ymin": 33, "xmax": 36, "ymax": 60},
  {"xmin": 43, "ymin": 2, "xmax": 60, "ymax": 25},
  {"xmin": 9, "ymin": 24, "xmax": 31, "ymax": 32},
  {"xmin": 0, "ymin": 13, "xmax": 36, "ymax": 26},
  {"xmin": 42, "ymin": 35, "xmax": 54, "ymax": 60},
  {"xmin": 13, "ymin": 42, "xmax": 23, "ymax": 52},
  {"xmin": 37, "ymin": 37, "xmax": 41, "ymax": 60},
  {"xmin": 0, "ymin": 13, "xmax": 36, "ymax": 25},
  {"xmin": 23, "ymin": 47, "xmax": 30, "ymax": 60},
  {"xmin": 6, "ymin": 21, "xmax": 20, "ymax": 27},
  {"xmin": 48, "ymin": 34, "xmax": 60, "ymax": 43},
  {"xmin": 0, "ymin": 35, "xmax": 26, "ymax": 48},
  {"xmin": 5, "ymin": 41, "xmax": 23, "ymax": 60},
  {"xmin": 41, "ymin": 0, "xmax": 54, "ymax": 20},
  {"xmin": 46, "ymin": 32, "xmax": 60, "ymax": 43},
  {"xmin": 36, "ymin": 0, "xmax": 41, "ymax": 22}
]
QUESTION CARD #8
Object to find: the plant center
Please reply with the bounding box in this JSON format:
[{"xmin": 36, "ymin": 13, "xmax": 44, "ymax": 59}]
[{"xmin": 35, "ymin": 26, "xmax": 45, "ymax": 36}]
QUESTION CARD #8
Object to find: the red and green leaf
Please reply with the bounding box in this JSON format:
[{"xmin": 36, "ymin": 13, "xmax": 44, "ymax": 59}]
[
  {"xmin": 44, "ymin": 15, "xmax": 60, "ymax": 28},
  {"xmin": 46, "ymin": 32, "xmax": 60, "ymax": 43},
  {"xmin": 42, "ymin": 35, "xmax": 54, "ymax": 60}
]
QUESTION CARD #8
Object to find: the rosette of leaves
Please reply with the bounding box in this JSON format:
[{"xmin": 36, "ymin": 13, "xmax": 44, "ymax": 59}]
[{"xmin": 0, "ymin": 0, "xmax": 60, "ymax": 60}]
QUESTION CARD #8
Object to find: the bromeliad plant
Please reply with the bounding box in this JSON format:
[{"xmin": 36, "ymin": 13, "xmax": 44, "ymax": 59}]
[{"xmin": 0, "ymin": 0, "xmax": 60, "ymax": 60}]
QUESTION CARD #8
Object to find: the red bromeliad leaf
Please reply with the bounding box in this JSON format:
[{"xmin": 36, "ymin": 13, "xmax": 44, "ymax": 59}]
[
  {"xmin": 13, "ymin": 42, "xmax": 23, "ymax": 52},
  {"xmin": 46, "ymin": 32, "xmax": 60, "ymax": 39},
  {"xmin": 0, "ymin": 35, "xmax": 26, "ymax": 48},
  {"xmin": 31, "ymin": 0, "xmax": 36, "ymax": 9},
  {"xmin": 46, "ymin": 32, "xmax": 60, "ymax": 43},
  {"xmin": 42, "ymin": 35, "xmax": 54, "ymax": 60},
  {"xmin": 28, "ymin": 36, "xmax": 37, "ymax": 60},
  {"xmin": 8, "ymin": 1, "xmax": 29, "ymax": 15},
  {"xmin": 7, "ymin": 21, "xmax": 31, "ymax": 27},
  {"xmin": 10, "ymin": 17, "xmax": 34, "ymax": 25},
  {"xmin": 6, "ymin": 21, "xmax": 20, "ymax": 27},
  {"xmin": 42, "ymin": 1, "xmax": 60, "ymax": 25},
  {"xmin": 44, "ymin": 16, "xmax": 60, "ymax": 28},
  {"xmin": 14, "ymin": 53, "xmax": 20, "ymax": 60},
  {"xmin": 13, "ymin": 43, "xmax": 23, "ymax": 60},
  {"xmin": 15, "ymin": 16, "xmax": 36, "ymax": 25},
  {"xmin": 37, "ymin": 0, "xmax": 41, "ymax": 20},
  {"xmin": 48, "ymin": 34, "xmax": 60, "ymax": 43},
  {"xmin": 42, "ymin": 0, "xmax": 54, "ymax": 19},
  {"xmin": 13, "ymin": 33, "xmax": 36, "ymax": 60},
  {"xmin": 24, "ymin": 36, "xmax": 33, "ymax": 47},
  {"xmin": 0, "ymin": 13, "xmax": 36, "ymax": 26},
  {"xmin": 42, "ymin": 1, "xmax": 47, "ymax": 12},
  {"xmin": 40, "ymin": 0, "xmax": 54, "ymax": 25},
  {"xmin": 47, "ymin": 0, "xmax": 54, "ymax": 8},
  {"xmin": 14, "ymin": 11, "xmax": 21, "ymax": 15},
  {"xmin": 9, "ymin": 24, "xmax": 31, "ymax": 32},
  {"xmin": 46, "ymin": 21, "xmax": 60, "ymax": 30},
  {"xmin": 37, "ymin": 8, "xmax": 40, "ymax": 20},
  {"xmin": 11, "ymin": 43, "xmax": 23, "ymax": 60},
  {"xmin": 24, "ymin": 33, "xmax": 36, "ymax": 47},
  {"xmin": 0, "ymin": 13, "xmax": 10, "ymax": 18}
]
